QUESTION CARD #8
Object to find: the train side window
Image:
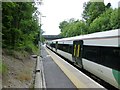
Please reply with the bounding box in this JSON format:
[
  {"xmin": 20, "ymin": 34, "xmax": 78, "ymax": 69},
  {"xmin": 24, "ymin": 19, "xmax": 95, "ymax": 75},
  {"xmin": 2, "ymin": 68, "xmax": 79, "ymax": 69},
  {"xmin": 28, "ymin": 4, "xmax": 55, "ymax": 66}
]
[
  {"xmin": 51, "ymin": 44, "xmax": 55, "ymax": 48},
  {"xmin": 101, "ymin": 47, "xmax": 120, "ymax": 71},
  {"xmin": 57, "ymin": 44, "xmax": 62, "ymax": 50},
  {"xmin": 62, "ymin": 44, "xmax": 69, "ymax": 52},
  {"xmin": 57, "ymin": 44, "xmax": 72, "ymax": 54},
  {"xmin": 68, "ymin": 45, "xmax": 73, "ymax": 54},
  {"xmin": 83, "ymin": 45, "xmax": 120, "ymax": 71},
  {"xmin": 83, "ymin": 45, "xmax": 99, "ymax": 63}
]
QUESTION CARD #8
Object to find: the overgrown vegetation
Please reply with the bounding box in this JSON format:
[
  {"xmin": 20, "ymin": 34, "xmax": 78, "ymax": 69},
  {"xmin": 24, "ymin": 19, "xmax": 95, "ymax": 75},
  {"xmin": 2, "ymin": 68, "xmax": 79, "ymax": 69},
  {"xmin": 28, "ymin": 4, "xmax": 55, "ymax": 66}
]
[
  {"xmin": 2, "ymin": 2, "xmax": 40, "ymax": 54},
  {"xmin": 0, "ymin": 61, "xmax": 2, "ymax": 73},
  {"xmin": 16, "ymin": 71, "xmax": 32, "ymax": 82},
  {"xmin": 0, "ymin": 61, "xmax": 8, "ymax": 75},
  {"xmin": 59, "ymin": 1, "xmax": 120, "ymax": 37}
]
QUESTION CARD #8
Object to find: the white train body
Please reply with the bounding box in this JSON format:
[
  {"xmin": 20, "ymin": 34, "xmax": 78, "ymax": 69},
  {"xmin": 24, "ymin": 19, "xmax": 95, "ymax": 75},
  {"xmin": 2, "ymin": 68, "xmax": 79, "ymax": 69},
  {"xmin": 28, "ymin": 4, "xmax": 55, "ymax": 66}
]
[{"xmin": 46, "ymin": 29, "xmax": 120, "ymax": 89}]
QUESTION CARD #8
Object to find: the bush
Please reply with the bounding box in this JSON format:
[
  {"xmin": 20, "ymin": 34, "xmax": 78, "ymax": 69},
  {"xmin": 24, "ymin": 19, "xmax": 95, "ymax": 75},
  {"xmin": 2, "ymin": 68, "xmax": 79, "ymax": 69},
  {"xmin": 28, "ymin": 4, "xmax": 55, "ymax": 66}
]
[
  {"xmin": 24, "ymin": 43, "xmax": 38, "ymax": 55},
  {"xmin": 24, "ymin": 46, "xmax": 33, "ymax": 54}
]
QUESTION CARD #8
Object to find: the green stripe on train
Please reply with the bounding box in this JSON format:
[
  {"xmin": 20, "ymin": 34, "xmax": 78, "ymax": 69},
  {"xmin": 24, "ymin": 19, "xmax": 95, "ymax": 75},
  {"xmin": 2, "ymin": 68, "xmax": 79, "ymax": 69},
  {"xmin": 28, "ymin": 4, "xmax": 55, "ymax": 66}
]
[{"xmin": 112, "ymin": 69, "xmax": 120, "ymax": 88}]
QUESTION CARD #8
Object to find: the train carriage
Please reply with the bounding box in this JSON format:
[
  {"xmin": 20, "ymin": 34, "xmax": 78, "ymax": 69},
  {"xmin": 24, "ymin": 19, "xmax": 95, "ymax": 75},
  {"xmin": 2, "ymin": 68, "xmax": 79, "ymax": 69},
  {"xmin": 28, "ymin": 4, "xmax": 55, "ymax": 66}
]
[{"xmin": 46, "ymin": 29, "xmax": 120, "ymax": 89}]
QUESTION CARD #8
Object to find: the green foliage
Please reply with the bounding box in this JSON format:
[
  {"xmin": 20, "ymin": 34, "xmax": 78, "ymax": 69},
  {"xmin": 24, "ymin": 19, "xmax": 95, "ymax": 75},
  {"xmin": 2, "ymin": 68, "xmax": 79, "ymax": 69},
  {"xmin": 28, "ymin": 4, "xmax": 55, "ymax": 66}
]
[
  {"xmin": 0, "ymin": 61, "xmax": 2, "ymax": 73},
  {"xmin": 89, "ymin": 8, "xmax": 120, "ymax": 33},
  {"xmin": 82, "ymin": 2, "xmax": 106, "ymax": 25},
  {"xmin": 0, "ymin": 61, "xmax": 8, "ymax": 74},
  {"xmin": 2, "ymin": 2, "xmax": 40, "ymax": 54},
  {"xmin": 24, "ymin": 43, "xmax": 37, "ymax": 54},
  {"xmin": 89, "ymin": 8, "xmax": 113, "ymax": 33},
  {"xmin": 41, "ymin": 36, "xmax": 45, "ymax": 44},
  {"xmin": 59, "ymin": 21, "xmax": 68, "ymax": 32},
  {"xmin": 110, "ymin": 8, "xmax": 120, "ymax": 29},
  {"xmin": 60, "ymin": 19, "xmax": 88, "ymax": 37},
  {"xmin": 2, "ymin": 63, "xmax": 8, "ymax": 74}
]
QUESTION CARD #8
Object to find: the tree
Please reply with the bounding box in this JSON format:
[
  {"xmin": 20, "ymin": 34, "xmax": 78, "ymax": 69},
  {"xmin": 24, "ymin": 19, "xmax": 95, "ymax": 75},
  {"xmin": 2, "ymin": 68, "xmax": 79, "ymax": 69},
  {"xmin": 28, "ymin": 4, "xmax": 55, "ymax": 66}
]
[
  {"xmin": 59, "ymin": 21, "xmax": 69, "ymax": 32},
  {"xmin": 82, "ymin": 2, "xmax": 106, "ymax": 25},
  {"xmin": 2, "ymin": 2, "xmax": 40, "ymax": 53},
  {"xmin": 89, "ymin": 8, "xmax": 113, "ymax": 33},
  {"xmin": 59, "ymin": 19, "xmax": 88, "ymax": 37},
  {"xmin": 110, "ymin": 8, "xmax": 120, "ymax": 29}
]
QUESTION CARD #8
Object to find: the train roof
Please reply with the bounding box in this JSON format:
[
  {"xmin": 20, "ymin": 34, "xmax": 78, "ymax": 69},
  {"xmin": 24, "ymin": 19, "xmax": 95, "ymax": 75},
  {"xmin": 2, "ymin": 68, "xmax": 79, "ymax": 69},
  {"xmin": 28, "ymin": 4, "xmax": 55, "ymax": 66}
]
[{"xmin": 52, "ymin": 29, "xmax": 120, "ymax": 42}]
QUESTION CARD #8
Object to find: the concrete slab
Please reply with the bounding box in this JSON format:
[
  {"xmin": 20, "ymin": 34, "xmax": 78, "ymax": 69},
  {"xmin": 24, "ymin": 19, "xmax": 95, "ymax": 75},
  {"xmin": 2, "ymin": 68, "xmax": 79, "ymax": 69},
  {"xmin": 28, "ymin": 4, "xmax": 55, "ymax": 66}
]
[{"xmin": 41, "ymin": 46, "xmax": 76, "ymax": 89}]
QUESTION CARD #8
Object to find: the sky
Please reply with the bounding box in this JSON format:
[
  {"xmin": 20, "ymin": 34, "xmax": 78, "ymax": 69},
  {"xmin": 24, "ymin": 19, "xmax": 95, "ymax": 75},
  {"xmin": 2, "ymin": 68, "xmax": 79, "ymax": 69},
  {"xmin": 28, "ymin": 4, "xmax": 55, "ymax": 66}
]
[{"xmin": 38, "ymin": 0, "xmax": 120, "ymax": 35}]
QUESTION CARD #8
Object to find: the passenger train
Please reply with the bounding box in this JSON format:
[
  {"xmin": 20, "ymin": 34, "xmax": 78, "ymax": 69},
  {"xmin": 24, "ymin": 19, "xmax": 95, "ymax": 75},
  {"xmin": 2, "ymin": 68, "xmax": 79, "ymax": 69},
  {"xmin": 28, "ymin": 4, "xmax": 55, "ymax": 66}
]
[{"xmin": 46, "ymin": 29, "xmax": 120, "ymax": 89}]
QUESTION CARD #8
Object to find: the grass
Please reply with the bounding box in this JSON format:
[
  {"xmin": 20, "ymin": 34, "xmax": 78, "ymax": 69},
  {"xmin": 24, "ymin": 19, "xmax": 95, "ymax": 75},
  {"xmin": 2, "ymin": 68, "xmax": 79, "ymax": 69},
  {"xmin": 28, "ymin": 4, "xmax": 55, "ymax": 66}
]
[
  {"xmin": 0, "ymin": 61, "xmax": 2, "ymax": 73},
  {"xmin": 0, "ymin": 61, "xmax": 8, "ymax": 74}
]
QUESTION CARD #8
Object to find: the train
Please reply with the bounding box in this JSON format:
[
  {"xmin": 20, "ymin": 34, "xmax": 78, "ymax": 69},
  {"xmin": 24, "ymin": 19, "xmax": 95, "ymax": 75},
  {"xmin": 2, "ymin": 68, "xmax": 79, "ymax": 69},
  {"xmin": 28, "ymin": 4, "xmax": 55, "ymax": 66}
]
[{"xmin": 46, "ymin": 29, "xmax": 120, "ymax": 89}]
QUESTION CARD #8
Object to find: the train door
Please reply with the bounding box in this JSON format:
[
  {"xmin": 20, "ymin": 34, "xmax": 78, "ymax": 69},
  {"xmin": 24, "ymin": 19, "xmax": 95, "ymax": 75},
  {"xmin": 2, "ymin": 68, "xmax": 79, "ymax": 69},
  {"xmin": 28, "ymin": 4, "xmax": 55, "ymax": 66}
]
[
  {"xmin": 51, "ymin": 42, "xmax": 53, "ymax": 50},
  {"xmin": 55, "ymin": 41, "xmax": 58, "ymax": 52},
  {"xmin": 72, "ymin": 40, "xmax": 83, "ymax": 68}
]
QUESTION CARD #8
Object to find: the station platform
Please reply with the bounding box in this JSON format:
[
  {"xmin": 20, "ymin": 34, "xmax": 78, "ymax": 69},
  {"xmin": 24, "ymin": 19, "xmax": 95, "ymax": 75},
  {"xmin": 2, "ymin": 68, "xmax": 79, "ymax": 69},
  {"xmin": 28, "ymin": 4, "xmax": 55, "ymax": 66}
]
[
  {"xmin": 41, "ymin": 45, "xmax": 106, "ymax": 89},
  {"xmin": 41, "ymin": 46, "xmax": 76, "ymax": 88}
]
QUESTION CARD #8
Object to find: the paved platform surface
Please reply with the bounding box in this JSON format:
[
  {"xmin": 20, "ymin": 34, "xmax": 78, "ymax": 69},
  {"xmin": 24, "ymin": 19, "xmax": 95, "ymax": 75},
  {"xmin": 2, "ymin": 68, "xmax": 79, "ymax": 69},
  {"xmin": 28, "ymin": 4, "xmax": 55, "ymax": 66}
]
[
  {"xmin": 41, "ymin": 46, "xmax": 76, "ymax": 89},
  {"xmin": 43, "ymin": 46, "xmax": 106, "ymax": 89}
]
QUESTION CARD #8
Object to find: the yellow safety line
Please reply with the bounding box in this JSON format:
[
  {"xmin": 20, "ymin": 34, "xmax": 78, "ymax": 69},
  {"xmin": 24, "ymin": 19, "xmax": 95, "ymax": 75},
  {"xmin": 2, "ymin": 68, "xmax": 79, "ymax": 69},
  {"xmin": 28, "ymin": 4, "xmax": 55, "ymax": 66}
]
[{"xmin": 45, "ymin": 47, "xmax": 87, "ymax": 89}]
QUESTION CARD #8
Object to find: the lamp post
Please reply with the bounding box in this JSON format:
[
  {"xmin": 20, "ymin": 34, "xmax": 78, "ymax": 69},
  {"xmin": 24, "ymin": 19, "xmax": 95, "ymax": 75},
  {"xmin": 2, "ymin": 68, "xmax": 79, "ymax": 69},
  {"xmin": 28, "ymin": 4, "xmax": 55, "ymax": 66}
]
[
  {"xmin": 35, "ymin": 0, "xmax": 46, "ymax": 56},
  {"xmin": 39, "ymin": 15, "xmax": 46, "ymax": 56}
]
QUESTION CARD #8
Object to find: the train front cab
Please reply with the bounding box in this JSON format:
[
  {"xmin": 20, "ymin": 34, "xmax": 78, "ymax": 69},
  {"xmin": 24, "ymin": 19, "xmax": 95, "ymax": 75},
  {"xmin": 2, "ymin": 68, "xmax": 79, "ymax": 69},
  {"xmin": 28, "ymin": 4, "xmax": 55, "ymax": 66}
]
[{"xmin": 72, "ymin": 40, "xmax": 83, "ymax": 68}]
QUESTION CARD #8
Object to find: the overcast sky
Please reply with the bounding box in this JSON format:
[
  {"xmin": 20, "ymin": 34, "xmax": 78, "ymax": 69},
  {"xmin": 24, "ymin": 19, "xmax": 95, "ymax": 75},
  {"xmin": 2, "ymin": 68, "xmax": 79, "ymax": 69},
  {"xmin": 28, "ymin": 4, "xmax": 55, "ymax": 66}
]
[{"xmin": 38, "ymin": 0, "xmax": 120, "ymax": 35}]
